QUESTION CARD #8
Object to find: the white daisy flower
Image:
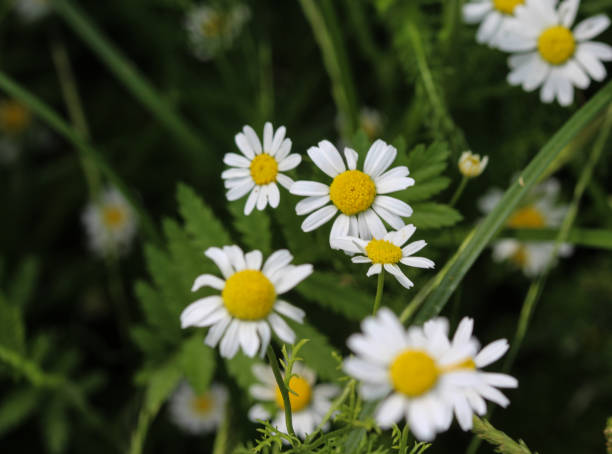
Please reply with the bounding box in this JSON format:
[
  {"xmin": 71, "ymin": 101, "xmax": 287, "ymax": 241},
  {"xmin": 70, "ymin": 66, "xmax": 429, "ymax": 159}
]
[
  {"xmin": 333, "ymin": 224, "xmax": 434, "ymax": 290},
  {"xmin": 344, "ymin": 309, "xmax": 517, "ymax": 441},
  {"xmin": 248, "ymin": 362, "xmax": 339, "ymax": 439},
  {"xmin": 458, "ymin": 151, "xmax": 489, "ymax": 178},
  {"xmin": 169, "ymin": 381, "xmax": 228, "ymax": 434},
  {"xmin": 223, "ymin": 122, "xmax": 301, "ymax": 215},
  {"xmin": 497, "ymin": 0, "xmax": 612, "ymax": 106},
  {"xmin": 185, "ymin": 3, "xmax": 250, "ymax": 61},
  {"xmin": 181, "ymin": 246, "xmax": 312, "ymax": 358},
  {"xmin": 290, "ymin": 139, "xmax": 415, "ymax": 247},
  {"xmin": 14, "ymin": 0, "xmax": 50, "ymax": 22},
  {"xmin": 479, "ymin": 179, "xmax": 572, "ymax": 276},
  {"xmin": 463, "ymin": 0, "xmax": 525, "ymax": 47},
  {"xmin": 82, "ymin": 187, "xmax": 138, "ymax": 257}
]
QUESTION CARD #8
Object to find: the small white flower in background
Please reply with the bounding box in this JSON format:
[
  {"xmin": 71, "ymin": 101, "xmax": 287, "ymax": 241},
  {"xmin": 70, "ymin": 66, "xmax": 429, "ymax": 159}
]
[
  {"xmin": 181, "ymin": 246, "xmax": 312, "ymax": 358},
  {"xmin": 248, "ymin": 362, "xmax": 339, "ymax": 439},
  {"xmin": 463, "ymin": 0, "xmax": 525, "ymax": 47},
  {"xmin": 169, "ymin": 381, "xmax": 228, "ymax": 434},
  {"xmin": 496, "ymin": 0, "xmax": 612, "ymax": 106},
  {"xmin": 14, "ymin": 0, "xmax": 50, "ymax": 22},
  {"xmin": 82, "ymin": 187, "xmax": 138, "ymax": 257},
  {"xmin": 358, "ymin": 108, "xmax": 383, "ymax": 141},
  {"xmin": 0, "ymin": 99, "xmax": 31, "ymax": 137},
  {"xmin": 185, "ymin": 3, "xmax": 250, "ymax": 61},
  {"xmin": 333, "ymin": 224, "xmax": 434, "ymax": 289},
  {"xmin": 223, "ymin": 122, "xmax": 301, "ymax": 215},
  {"xmin": 479, "ymin": 179, "xmax": 572, "ymax": 276},
  {"xmin": 290, "ymin": 139, "xmax": 415, "ymax": 247},
  {"xmin": 344, "ymin": 309, "xmax": 517, "ymax": 441},
  {"xmin": 458, "ymin": 151, "xmax": 489, "ymax": 178}
]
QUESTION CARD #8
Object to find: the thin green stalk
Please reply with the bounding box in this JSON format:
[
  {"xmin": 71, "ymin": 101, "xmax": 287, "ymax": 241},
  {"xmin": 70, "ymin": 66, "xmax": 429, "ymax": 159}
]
[
  {"xmin": 373, "ymin": 269, "xmax": 385, "ymax": 314},
  {"xmin": 308, "ymin": 379, "xmax": 355, "ymax": 440},
  {"xmin": 212, "ymin": 404, "xmax": 231, "ymax": 454},
  {"xmin": 471, "ymin": 416, "xmax": 535, "ymax": 454},
  {"xmin": 0, "ymin": 71, "xmax": 161, "ymax": 245},
  {"xmin": 449, "ymin": 176, "xmax": 468, "ymax": 207},
  {"xmin": 266, "ymin": 345, "xmax": 297, "ymax": 440},
  {"xmin": 398, "ymin": 424, "xmax": 410, "ymax": 453},
  {"xmin": 52, "ymin": 0, "xmax": 208, "ymax": 158},
  {"xmin": 128, "ymin": 405, "xmax": 153, "ymax": 454}
]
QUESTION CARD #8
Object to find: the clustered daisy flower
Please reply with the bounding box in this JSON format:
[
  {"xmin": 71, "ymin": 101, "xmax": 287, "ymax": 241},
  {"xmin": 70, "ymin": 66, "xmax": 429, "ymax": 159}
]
[
  {"xmin": 82, "ymin": 187, "xmax": 138, "ymax": 257},
  {"xmin": 291, "ymin": 139, "xmax": 414, "ymax": 246},
  {"xmin": 223, "ymin": 122, "xmax": 300, "ymax": 215},
  {"xmin": 181, "ymin": 246, "xmax": 312, "ymax": 358},
  {"xmin": 458, "ymin": 151, "xmax": 489, "ymax": 178},
  {"xmin": 248, "ymin": 362, "xmax": 338, "ymax": 439},
  {"xmin": 479, "ymin": 179, "xmax": 572, "ymax": 276},
  {"xmin": 344, "ymin": 308, "xmax": 517, "ymax": 441},
  {"xmin": 169, "ymin": 381, "xmax": 228, "ymax": 434},
  {"xmin": 463, "ymin": 0, "xmax": 525, "ymax": 47},
  {"xmin": 333, "ymin": 224, "xmax": 434, "ymax": 289}
]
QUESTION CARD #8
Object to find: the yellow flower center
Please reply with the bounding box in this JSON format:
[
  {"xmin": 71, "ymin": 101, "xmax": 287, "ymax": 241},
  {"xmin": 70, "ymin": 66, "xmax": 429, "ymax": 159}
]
[
  {"xmin": 0, "ymin": 100, "xmax": 31, "ymax": 135},
  {"xmin": 365, "ymin": 239, "xmax": 402, "ymax": 264},
  {"xmin": 329, "ymin": 170, "xmax": 376, "ymax": 215},
  {"xmin": 275, "ymin": 376, "xmax": 312, "ymax": 412},
  {"xmin": 510, "ymin": 245, "xmax": 529, "ymax": 267},
  {"xmin": 492, "ymin": 0, "xmax": 524, "ymax": 14},
  {"xmin": 459, "ymin": 155, "xmax": 483, "ymax": 177},
  {"xmin": 250, "ymin": 153, "xmax": 278, "ymax": 185},
  {"xmin": 201, "ymin": 12, "xmax": 225, "ymax": 37},
  {"xmin": 506, "ymin": 205, "xmax": 546, "ymax": 229},
  {"xmin": 538, "ymin": 26, "xmax": 576, "ymax": 65},
  {"xmin": 222, "ymin": 270, "xmax": 276, "ymax": 320},
  {"xmin": 191, "ymin": 395, "xmax": 213, "ymax": 414},
  {"xmin": 102, "ymin": 205, "xmax": 126, "ymax": 229}
]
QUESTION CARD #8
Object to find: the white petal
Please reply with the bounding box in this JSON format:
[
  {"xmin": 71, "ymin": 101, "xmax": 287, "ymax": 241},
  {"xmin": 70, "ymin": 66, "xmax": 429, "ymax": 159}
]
[
  {"xmin": 256, "ymin": 184, "xmax": 269, "ymax": 211},
  {"xmin": 476, "ymin": 384, "xmax": 510, "ymax": 408},
  {"xmin": 274, "ymin": 300, "xmax": 305, "ymax": 323},
  {"xmin": 481, "ymin": 372, "xmax": 518, "ymax": 388},
  {"xmin": 295, "ymin": 195, "xmax": 331, "ymax": 215},
  {"xmin": 329, "ymin": 214, "xmax": 350, "ymax": 247},
  {"xmin": 268, "ymin": 313, "xmax": 296, "ymax": 343},
  {"xmin": 301, "ymin": 205, "xmax": 338, "ymax": 232},
  {"xmin": 387, "ymin": 224, "xmax": 416, "ymax": 247},
  {"xmin": 180, "ymin": 296, "xmax": 223, "ymax": 327},
  {"xmin": 332, "ymin": 236, "xmax": 363, "ymax": 254},
  {"xmin": 227, "ymin": 180, "xmax": 255, "ymax": 201},
  {"xmin": 374, "ymin": 195, "xmax": 413, "ymax": 217},
  {"xmin": 276, "ymin": 173, "xmax": 294, "ymax": 190},
  {"xmin": 385, "ymin": 264, "xmax": 414, "ymax": 289},
  {"xmin": 245, "ymin": 250, "xmax": 263, "ymax": 270},
  {"xmin": 219, "ymin": 319, "xmax": 241, "ymax": 358},
  {"xmin": 343, "ymin": 357, "xmax": 389, "ymax": 383},
  {"xmin": 276, "ymin": 139, "xmax": 293, "ymax": 161},
  {"xmin": 270, "ymin": 126, "xmax": 287, "ymax": 155},
  {"xmin": 223, "ymin": 245, "xmax": 246, "ymax": 272},
  {"xmin": 244, "ymin": 125, "xmax": 262, "ymax": 155},
  {"xmin": 352, "ymin": 255, "xmax": 371, "ymax": 264},
  {"xmin": 205, "ymin": 315, "xmax": 231, "ymax": 347},
  {"xmin": 267, "ymin": 183, "xmax": 280, "ymax": 209},
  {"xmin": 364, "ymin": 209, "xmax": 387, "ymax": 239},
  {"xmin": 408, "ymin": 401, "xmax": 436, "ymax": 441},
  {"xmin": 477, "ymin": 10, "xmax": 502, "ymax": 45},
  {"xmin": 224, "ymin": 152, "xmax": 251, "ymax": 168},
  {"xmin": 573, "ymin": 15, "xmax": 610, "ymax": 41},
  {"xmin": 372, "ymin": 205, "xmax": 405, "ymax": 230},
  {"xmin": 375, "ymin": 170, "xmax": 415, "ymax": 194},
  {"xmin": 402, "ymin": 240, "xmax": 427, "ymax": 256},
  {"xmin": 244, "ymin": 186, "xmax": 260, "ymax": 215},
  {"xmin": 248, "ymin": 404, "xmax": 271, "ymax": 421},
  {"xmin": 250, "ymin": 384, "xmax": 276, "ymax": 401},
  {"xmin": 205, "ymin": 247, "xmax": 234, "ymax": 278},
  {"xmin": 278, "ymin": 154, "xmax": 301, "ymax": 171},
  {"xmin": 239, "ymin": 322, "xmax": 260, "ymax": 357},
  {"xmin": 257, "ymin": 321, "xmax": 271, "ymax": 357},
  {"xmin": 463, "ymin": 2, "xmax": 492, "ymax": 24},
  {"xmin": 453, "ymin": 394, "xmax": 474, "ymax": 431},
  {"xmin": 400, "ymin": 257, "xmax": 435, "ymax": 269},
  {"xmin": 263, "ymin": 122, "xmax": 273, "ymax": 152},
  {"xmin": 290, "ymin": 181, "xmax": 330, "ymax": 196},
  {"xmin": 558, "ymin": 0, "xmax": 579, "ymax": 28},
  {"xmin": 576, "ymin": 46, "xmax": 608, "ymax": 81},
  {"xmin": 308, "ymin": 142, "xmax": 345, "ymax": 178},
  {"xmin": 452, "ymin": 317, "xmax": 474, "ymax": 346},
  {"xmin": 364, "ymin": 140, "xmax": 397, "ymax": 177},
  {"xmin": 563, "ymin": 59, "xmax": 590, "ymax": 89},
  {"xmin": 221, "ymin": 168, "xmax": 250, "ymax": 179},
  {"xmin": 262, "ymin": 249, "xmax": 293, "ymax": 276},
  {"xmin": 367, "ymin": 263, "xmax": 382, "ymax": 276},
  {"xmin": 344, "ymin": 147, "xmax": 358, "ymax": 170},
  {"xmin": 375, "ymin": 394, "xmax": 406, "ymax": 428},
  {"xmin": 475, "ymin": 339, "xmax": 509, "ymax": 367},
  {"xmin": 191, "ymin": 274, "xmax": 225, "ymax": 292},
  {"xmin": 578, "ymin": 41, "xmax": 612, "ymax": 61},
  {"xmin": 275, "ymin": 264, "xmax": 313, "ymax": 294},
  {"xmin": 235, "ymin": 132, "xmax": 255, "ymax": 159}
]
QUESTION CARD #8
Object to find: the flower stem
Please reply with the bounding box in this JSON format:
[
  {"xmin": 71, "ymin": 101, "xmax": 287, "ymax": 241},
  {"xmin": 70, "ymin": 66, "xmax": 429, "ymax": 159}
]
[
  {"xmin": 372, "ymin": 269, "xmax": 385, "ymax": 314},
  {"xmin": 449, "ymin": 176, "xmax": 468, "ymax": 207},
  {"xmin": 266, "ymin": 344, "xmax": 296, "ymax": 439}
]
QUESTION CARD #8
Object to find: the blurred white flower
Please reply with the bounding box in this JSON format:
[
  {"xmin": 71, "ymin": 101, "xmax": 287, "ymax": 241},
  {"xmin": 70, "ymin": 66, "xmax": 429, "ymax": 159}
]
[
  {"xmin": 248, "ymin": 362, "xmax": 338, "ymax": 439},
  {"xmin": 458, "ymin": 151, "xmax": 489, "ymax": 178},
  {"xmin": 463, "ymin": 0, "xmax": 524, "ymax": 47},
  {"xmin": 169, "ymin": 381, "xmax": 228, "ymax": 434},
  {"xmin": 185, "ymin": 3, "xmax": 250, "ymax": 61},
  {"xmin": 496, "ymin": 0, "xmax": 612, "ymax": 106},
  {"xmin": 14, "ymin": 0, "xmax": 50, "ymax": 22},
  {"xmin": 344, "ymin": 309, "xmax": 517, "ymax": 441},
  {"xmin": 223, "ymin": 122, "xmax": 301, "ymax": 215},
  {"xmin": 82, "ymin": 187, "xmax": 138, "ymax": 257}
]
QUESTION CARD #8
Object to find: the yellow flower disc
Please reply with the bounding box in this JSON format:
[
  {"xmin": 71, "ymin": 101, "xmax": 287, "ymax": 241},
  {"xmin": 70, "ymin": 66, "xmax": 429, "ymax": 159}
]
[
  {"xmin": 275, "ymin": 376, "xmax": 312, "ymax": 412},
  {"xmin": 506, "ymin": 205, "xmax": 546, "ymax": 229},
  {"xmin": 538, "ymin": 26, "xmax": 576, "ymax": 65},
  {"xmin": 191, "ymin": 395, "xmax": 213, "ymax": 414},
  {"xmin": 389, "ymin": 350, "xmax": 439, "ymax": 397},
  {"xmin": 329, "ymin": 170, "xmax": 376, "ymax": 215},
  {"xmin": 365, "ymin": 239, "xmax": 402, "ymax": 264},
  {"xmin": 102, "ymin": 205, "xmax": 126, "ymax": 229},
  {"xmin": 492, "ymin": 0, "xmax": 524, "ymax": 14},
  {"xmin": 511, "ymin": 245, "xmax": 529, "ymax": 268},
  {"xmin": 0, "ymin": 100, "xmax": 31, "ymax": 135},
  {"xmin": 250, "ymin": 154, "xmax": 279, "ymax": 185},
  {"xmin": 222, "ymin": 270, "xmax": 276, "ymax": 320}
]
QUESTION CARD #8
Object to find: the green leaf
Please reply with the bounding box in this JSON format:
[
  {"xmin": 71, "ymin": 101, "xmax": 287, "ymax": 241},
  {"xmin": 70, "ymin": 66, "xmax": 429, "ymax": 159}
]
[
  {"xmin": 228, "ymin": 201, "xmax": 272, "ymax": 255},
  {"xmin": 408, "ymin": 203, "xmax": 462, "ymax": 229},
  {"xmin": 41, "ymin": 399, "xmax": 69, "ymax": 454},
  {"xmin": 134, "ymin": 281, "xmax": 181, "ymax": 340},
  {"xmin": 0, "ymin": 387, "xmax": 40, "ymax": 437},
  {"xmin": 144, "ymin": 359, "xmax": 182, "ymax": 414},
  {"xmin": 290, "ymin": 322, "xmax": 341, "ymax": 381},
  {"xmin": 0, "ymin": 294, "xmax": 25, "ymax": 354},
  {"xmin": 398, "ymin": 142, "xmax": 452, "ymax": 202},
  {"xmin": 8, "ymin": 257, "xmax": 39, "ymax": 309},
  {"xmin": 225, "ymin": 352, "xmax": 259, "ymax": 393},
  {"xmin": 296, "ymin": 271, "xmax": 371, "ymax": 321},
  {"xmin": 179, "ymin": 336, "xmax": 215, "ymax": 395}
]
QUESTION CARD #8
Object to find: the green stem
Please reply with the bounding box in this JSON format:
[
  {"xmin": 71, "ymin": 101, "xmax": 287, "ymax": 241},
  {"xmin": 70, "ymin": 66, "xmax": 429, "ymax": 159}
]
[
  {"xmin": 449, "ymin": 176, "xmax": 468, "ymax": 207},
  {"xmin": 128, "ymin": 404, "xmax": 153, "ymax": 454},
  {"xmin": 399, "ymin": 424, "xmax": 410, "ymax": 453},
  {"xmin": 307, "ymin": 379, "xmax": 355, "ymax": 441},
  {"xmin": 52, "ymin": 0, "xmax": 208, "ymax": 158},
  {"xmin": 212, "ymin": 404, "xmax": 231, "ymax": 454},
  {"xmin": 266, "ymin": 345, "xmax": 296, "ymax": 440},
  {"xmin": 372, "ymin": 269, "xmax": 385, "ymax": 314}
]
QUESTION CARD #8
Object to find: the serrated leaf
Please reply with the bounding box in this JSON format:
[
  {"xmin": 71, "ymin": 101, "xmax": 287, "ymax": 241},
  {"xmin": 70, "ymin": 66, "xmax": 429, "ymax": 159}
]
[
  {"xmin": 409, "ymin": 203, "xmax": 462, "ymax": 229},
  {"xmin": 143, "ymin": 245, "xmax": 189, "ymax": 319},
  {"xmin": 397, "ymin": 142, "xmax": 451, "ymax": 202},
  {"xmin": 296, "ymin": 271, "xmax": 371, "ymax": 320},
  {"xmin": 179, "ymin": 336, "xmax": 215, "ymax": 395},
  {"xmin": 228, "ymin": 201, "xmax": 272, "ymax": 255},
  {"xmin": 289, "ymin": 322, "xmax": 341, "ymax": 381},
  {"xmin": 177, "ymin": 183, "xmax": 231, "ymax": 249},
  {"xmin": 130, "ymin": 325, "xmax": 172, "ymax": 359},
  {"xmin": 134, "ymin": 281, "xmax": 181, "ymax": 340},
  {"xmin": 0, "ymin": 387, "xmax": 40, "ymax": 437},
  {"xmin": 401, "ymin": 177, "xmax": 451, "ymax": 202}
]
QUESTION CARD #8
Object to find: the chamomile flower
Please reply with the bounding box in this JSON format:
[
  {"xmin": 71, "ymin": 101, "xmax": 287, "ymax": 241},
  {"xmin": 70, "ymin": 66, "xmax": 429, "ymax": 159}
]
[
  {"xmin": 181, "ymin": 247, "xmax": 312, "ymax": 358},
  {"xmin": 463, "ymin": 0, "xmax": 525, "ymax": 47},
  {"xmin": 185, "ymin": 3, "xmax": 250, "ymax": 61},
  {"xmin": 344, "ymin": 309, "xmax": 517, "ymax": 441},
  {"xmin": 333, "ymin": 224, "xmax": 434, "ymax": 289},
  {"xmin": 14, "ymin": 0, "xmax": 50, "ymax": 22},
  {"xmin": 479, "ymin": 179, "xmax": 572, "ymax": 276},
  {"xmin": 458, "ymin": 151, "xmax": 489, "ymax": 178},
  {"xmin": 82, "ymin": 187, "xmax": 138, "ymax": 257},
  {"xmin": 291, "ymin": 140, "xmax": 415, "ymax": 247},
  {"xmin": 497, "ymin": 0, "xmax": 612, "ymax": 106},
  {"xmin": 169, "ymin": 381, "xmax": 228, "ymax": 434},
  {"xmin": 223, "ymin": 122, "xmax": 301, "ymax": 215},
  {"xmin": 248, "ymin": 362, "xmax": 339, "ymax": 439}
]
